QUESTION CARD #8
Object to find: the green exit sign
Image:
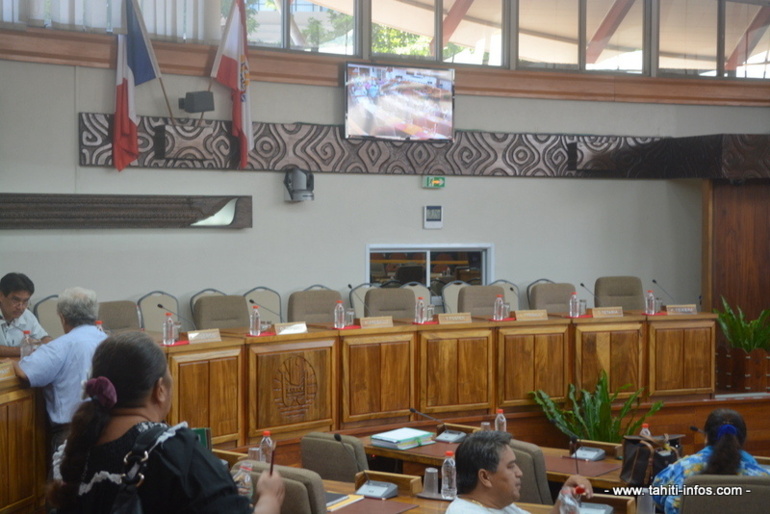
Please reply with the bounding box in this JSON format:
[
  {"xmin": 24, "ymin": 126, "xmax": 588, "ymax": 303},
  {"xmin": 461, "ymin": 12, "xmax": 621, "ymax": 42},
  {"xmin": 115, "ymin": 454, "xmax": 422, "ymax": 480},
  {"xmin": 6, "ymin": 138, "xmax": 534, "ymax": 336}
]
[{"xmin": 423, "ymin": 176, "xmax": 446, "ymax": 188}]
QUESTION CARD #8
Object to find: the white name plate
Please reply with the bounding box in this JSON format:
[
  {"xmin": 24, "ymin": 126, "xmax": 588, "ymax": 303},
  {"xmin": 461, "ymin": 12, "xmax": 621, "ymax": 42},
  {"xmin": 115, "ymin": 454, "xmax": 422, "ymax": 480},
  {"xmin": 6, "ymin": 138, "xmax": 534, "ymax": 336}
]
[
  {"xmin": 186, "ymin": 328, "xmax": 221, "ymax": 344},
  {"xmin": 514, "ymin": 309, "xmax": 549, "ymax": 321},
  {"xmin": 0, "ymin": 361, "xmax": 14, "ymax": 380},
  {"xmin": 590, "ymin": 307, "xmax": 624, "ymax": 318},
  {"xmin": 360, "ymin": 316, "xmax": 394, "ymax": 329},
  {"xmin": 665, "ymin": 304, "xmax": 698, "ymax": 315},
  {"xmin": 274, "ymin": 322, "xmax": 308, "ymax": 335},
  {"xmin": 438, "ymin": 313, "xmax": 472, "ymax": 324}
]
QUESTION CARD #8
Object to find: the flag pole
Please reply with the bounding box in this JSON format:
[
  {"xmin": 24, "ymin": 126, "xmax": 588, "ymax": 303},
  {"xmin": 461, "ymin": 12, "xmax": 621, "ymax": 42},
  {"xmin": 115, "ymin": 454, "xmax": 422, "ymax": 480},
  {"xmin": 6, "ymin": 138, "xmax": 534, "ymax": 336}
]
[{"xmin": 157, "ymin": 77, "xmax": 177, "ymax": 126}]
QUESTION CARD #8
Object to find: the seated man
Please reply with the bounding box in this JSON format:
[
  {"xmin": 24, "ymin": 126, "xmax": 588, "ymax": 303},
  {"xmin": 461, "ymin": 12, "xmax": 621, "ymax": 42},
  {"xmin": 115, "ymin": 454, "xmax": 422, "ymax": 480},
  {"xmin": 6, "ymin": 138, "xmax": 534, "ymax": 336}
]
[
  {"xmin": 447, "ymin": 431, "xmax": 593, "ymax": 514},
  {"xmin": 0, "ymin": 272, "xmax": 51, "ymax": 357}
]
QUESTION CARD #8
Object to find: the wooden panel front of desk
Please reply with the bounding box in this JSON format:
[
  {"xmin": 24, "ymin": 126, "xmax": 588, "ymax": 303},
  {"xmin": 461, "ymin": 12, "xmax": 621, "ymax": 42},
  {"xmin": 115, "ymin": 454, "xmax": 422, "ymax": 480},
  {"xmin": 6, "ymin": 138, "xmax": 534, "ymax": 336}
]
[
  {"xmin": 648, "ymin": 314, "xmax": 716, "ymax": 396},
  {"xmin": 166, "ymin": 340, "xmax": 245, "ymax": 447},
  {"xmin": 418, "ymin": 327, "xmax": 493, "ymax": 416},
  {"xmin": 247, "ymin": 333, "xmax": 337, "ymax": 442},
  {"xmin": 574, "ymin": 317, "xmax": 644, "ymax": 395},
  {"xmin": 497, "ymin": 320, "xmax": 571, "ymax": 407},
  {"xmin": 340, "ymin": 329, "xmax": 414, "ymax": 427}
]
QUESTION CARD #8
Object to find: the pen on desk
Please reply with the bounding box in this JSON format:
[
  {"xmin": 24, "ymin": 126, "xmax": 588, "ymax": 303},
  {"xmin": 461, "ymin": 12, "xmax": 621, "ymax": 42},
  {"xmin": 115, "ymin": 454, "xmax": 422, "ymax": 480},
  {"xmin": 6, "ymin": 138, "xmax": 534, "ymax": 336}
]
[{"xmin": 270, "ymin": 442, "xmax": 277, "ymax": 474}]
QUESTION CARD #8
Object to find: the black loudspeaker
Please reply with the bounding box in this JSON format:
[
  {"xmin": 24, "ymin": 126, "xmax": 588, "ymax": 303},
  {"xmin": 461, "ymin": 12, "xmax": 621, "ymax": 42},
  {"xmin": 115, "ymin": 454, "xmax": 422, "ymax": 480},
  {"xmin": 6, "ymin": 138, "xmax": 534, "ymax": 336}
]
[{"xmin": 178, "ymin": 91, "xmax": 215, "ymax": 113}]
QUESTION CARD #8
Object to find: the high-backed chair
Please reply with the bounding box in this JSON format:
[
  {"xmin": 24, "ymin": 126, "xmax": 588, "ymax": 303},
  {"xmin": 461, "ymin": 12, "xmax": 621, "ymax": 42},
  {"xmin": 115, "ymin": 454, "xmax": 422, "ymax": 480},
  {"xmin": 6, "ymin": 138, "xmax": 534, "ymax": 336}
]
[
  {"xmin": 526, "ymin": 278, "xmax": 553, "ymax": 306},
  {"xmin": 394, "ymin": 265, "xmax": 425, "ymax": 284},
  {"xmin": 236, "ymin": 461, "xmax": 326, "ymax": 514},
  {"xmin": 189, "ymin": 288, "xmax": 225, "ymax": 313},
  {"xmin": 300, "ymin": 432, "xmax": 369, "ymax": 482},
  {"xmin": 457, "ymin": 285, "xmax": 505, "ymax": 317},
  {"xmin": 401, "ymin": 281, "xmax": 432, "ymax": 307},
  {"xmin": 594, "ymin": 276, "xmax": 644, "ymax": 310},
  {"xmin": 509, "ymin": 439, "xmax": 553, "ymax": 505},
  {"xmin": 98, "ymin": 300, "xmax": 142, "ymax": 333},
  {"xmin": 192, "ymin": 295, "xmax": 249, "ymax": 330},
  {"xmin": 349, "ymin": 282, "xmax": 379, "ymax": 319},
  {"xmin": 441, "ymin": 280, "xmax": 469, "ymax": 313},
  {"xmin": 244, "ymin": 286, "xmax": 282, "ymax": 324},
  {"xmin": 33, "ymin": 294, "xmax": 64, "ymax": 339},
  {"xmin": 287, "ymin": 289, "xmax": 342, "ymax": 323},
  {"xmin": 680, "ymin": 474, "xmax": 770, "ymax": 513},
  {"xmin": 528, "ymin": 282, "xmax": 576, "ymax": 313},
  {"xmin": 137, "ymin": 290, "xmax": 179, "ymax": 332},
  {"xmin": 490, "ymin": 279, "xmax": 520, "ymax": 310},
  {"xmin": 364, "ymin": 287, "xmax": 415, "ymax": 319}
]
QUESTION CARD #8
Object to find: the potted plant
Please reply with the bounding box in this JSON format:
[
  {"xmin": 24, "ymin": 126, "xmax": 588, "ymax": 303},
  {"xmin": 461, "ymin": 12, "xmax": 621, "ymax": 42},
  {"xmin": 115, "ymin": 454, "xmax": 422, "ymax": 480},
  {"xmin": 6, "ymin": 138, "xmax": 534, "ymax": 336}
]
[
  {"xmin": 531, "ymin": 371, "xmax": 663, "ymax": 448},
  {"xmin": 715, "ymin": 297, "xmax": 770, "ymax": 392}
]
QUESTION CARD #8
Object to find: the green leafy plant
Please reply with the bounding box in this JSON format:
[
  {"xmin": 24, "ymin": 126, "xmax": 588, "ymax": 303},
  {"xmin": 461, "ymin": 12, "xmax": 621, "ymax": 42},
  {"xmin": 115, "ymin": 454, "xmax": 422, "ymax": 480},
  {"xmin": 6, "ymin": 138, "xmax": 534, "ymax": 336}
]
[
  {"xmin": 531, "ymin": 371, "xmax": 663, "ymax": 443},
  {"xmin": 715, "ymin": 296, "xmax": 770, "ymax": 352}
]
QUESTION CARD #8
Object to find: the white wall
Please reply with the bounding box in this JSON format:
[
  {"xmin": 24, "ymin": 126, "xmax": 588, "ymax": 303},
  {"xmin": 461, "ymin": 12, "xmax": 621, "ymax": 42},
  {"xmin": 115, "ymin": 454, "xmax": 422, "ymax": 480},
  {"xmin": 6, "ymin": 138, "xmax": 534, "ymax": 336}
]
[{"xmin": 2, "ymin": 59, "xmax": 770, "ymax": 328}]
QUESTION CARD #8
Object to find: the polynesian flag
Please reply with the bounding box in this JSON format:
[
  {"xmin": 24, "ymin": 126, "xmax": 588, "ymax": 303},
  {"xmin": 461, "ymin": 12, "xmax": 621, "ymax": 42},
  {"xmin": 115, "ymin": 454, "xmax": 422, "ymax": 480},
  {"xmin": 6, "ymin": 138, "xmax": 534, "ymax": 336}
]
[
  {"xmin": 112, "ymin": 0, "xmax": 161, "ymax": 171},
  {"xmin": 211, "ymin": 0, "xmax": 253, "ymax": 169}
]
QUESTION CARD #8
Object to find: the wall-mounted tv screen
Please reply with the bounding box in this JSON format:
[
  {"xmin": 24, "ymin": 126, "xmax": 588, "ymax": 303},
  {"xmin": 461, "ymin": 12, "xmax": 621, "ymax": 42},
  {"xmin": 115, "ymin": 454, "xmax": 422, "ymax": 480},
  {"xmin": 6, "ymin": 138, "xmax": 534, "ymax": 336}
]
[{"xmin": 345, "ymin": 62, "xmax": 454, "ymax": 142}]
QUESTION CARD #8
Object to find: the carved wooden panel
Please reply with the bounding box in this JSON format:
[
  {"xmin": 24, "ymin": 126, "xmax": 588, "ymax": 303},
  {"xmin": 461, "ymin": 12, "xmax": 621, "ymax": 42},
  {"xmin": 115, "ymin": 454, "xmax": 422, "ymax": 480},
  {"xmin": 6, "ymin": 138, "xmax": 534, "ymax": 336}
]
[
  {"xmin": 167, "ymin": 346, "xmax": 244, "ymax": 446},
  {"xmin": 418, "ymin": 329, "xmax": 493, "ymax": 415},
  {"xmin": 0, "ymin": 389, "xmax": 38, "ymax": 510},
  {"xmin": 649, "ymin": 318, "xmax": 715, "ymax": 396},
  {"xmin": 340, "ymin": 332, "xmax": 414, "ymax": 425},
  {"xmin": 248, "ymin": 337, "xmax": 336, "ymax": 441},
  {"xmin": 498, "ymin": 323, "xmax": 570, "ymax": 406},
  {"xmin": 574, "ymin": 321, "xmax": 644, "ymax": 396}
]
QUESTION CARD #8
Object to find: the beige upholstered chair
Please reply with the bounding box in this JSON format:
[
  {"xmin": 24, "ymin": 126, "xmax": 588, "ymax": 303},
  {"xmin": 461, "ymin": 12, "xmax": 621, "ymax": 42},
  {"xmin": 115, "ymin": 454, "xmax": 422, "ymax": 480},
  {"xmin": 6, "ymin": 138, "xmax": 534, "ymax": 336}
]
[
  {"xmin": 287, "ymin": 289, "xmax": 342, "ymax": 323},
  {"xmin": 509, "ymin": 439, "xmax": 553, "ymax": 505},
  {"xmin": 401, "ymin": 281, "xmax": 432, "ymax": 305},
  {"xmin": 189, "ymin": 288, "xmax": 225, "ymax": 314},
  {"xmin": 236, "ymin": 461, "xmax": 326, "ymax": 514},
  {"xmin": 97, "ymin": 300, "xmax": 142, "ymax": 333},
  {"xmin": 490, "ymin": 279, "xmax": 520, "ymax": 310},
  {"xmin": 300, "ymin": 432, "xmax": 369, "ymax": 482},
  {"xmin": 137, "ymin": 290, "xmax": 179, "ymax": 332},
  {"xmin": 244, "ymin": 286, "xmax": 282, "ymax": 324},
  {"xmin": 33, "ymin": 294, "xmax": 64, "ymax": 339},
  {"xmin": 457, "ymin": 285, "xmax": 506, "ymax": 317},
  {"xmin": 680, "ymin": 474, "xmax": 770, "ymax": 513},
  {"xmin": 594, "ymin": 276, "xmax": 644, "ymax": 310},
  {"xmin": 192, "ymin": 295, "xmax": 249, "ymax": 330},
  {"xmin": 364, "ymin": 287, "xmax": 415, "ymax": 319},
  {"xmin": 528, "ymin": 282, "xmax": 576, "ymax": 313},
  {"xmin": 441, "ymin": 280, "xmax": 469, "ymax": 313}
]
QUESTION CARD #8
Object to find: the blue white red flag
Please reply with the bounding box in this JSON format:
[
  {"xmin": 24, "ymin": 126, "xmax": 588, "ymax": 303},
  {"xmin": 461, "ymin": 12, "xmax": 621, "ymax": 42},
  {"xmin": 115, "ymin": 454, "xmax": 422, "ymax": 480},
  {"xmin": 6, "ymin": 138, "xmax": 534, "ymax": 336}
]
[
  {"xmin": 211, "ymin": 0, "xmax": 253, "ymax": 169},
  {"xmin": 113, "ymin": 0, "xmax": 161, "ymax": 171}
]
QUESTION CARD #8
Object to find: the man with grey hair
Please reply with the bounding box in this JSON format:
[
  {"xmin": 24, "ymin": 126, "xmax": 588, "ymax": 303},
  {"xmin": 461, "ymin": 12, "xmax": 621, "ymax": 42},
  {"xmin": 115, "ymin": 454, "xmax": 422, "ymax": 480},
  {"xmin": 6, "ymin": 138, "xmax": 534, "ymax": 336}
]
[{"xmin": 12, "ymin": 287, "xmax": 108, "ymax": 466}]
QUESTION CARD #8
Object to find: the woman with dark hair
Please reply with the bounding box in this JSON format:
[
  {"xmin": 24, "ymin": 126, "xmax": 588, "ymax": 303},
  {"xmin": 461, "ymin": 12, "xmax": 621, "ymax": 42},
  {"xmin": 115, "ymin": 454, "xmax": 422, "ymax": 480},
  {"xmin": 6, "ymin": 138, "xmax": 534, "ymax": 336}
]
[
  {"xmin": 48, "ymin": 331, "xmax": 283, "ymax": 514},
  {"xmin": 652, "ymin": 408, "xmax": 770, "ymax": 513}
]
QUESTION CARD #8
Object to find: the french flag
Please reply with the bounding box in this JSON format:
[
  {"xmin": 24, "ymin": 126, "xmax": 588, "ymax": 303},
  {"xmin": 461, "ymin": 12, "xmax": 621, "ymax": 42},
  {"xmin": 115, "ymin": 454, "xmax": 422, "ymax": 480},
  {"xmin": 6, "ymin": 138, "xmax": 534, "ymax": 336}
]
[
  {"xmin": 211, "ymin": 0, "xmax": 253, "ymax": 169},
  {"xmin": 112, "ymin": 0, "xmax": 161, "ymax": 171}
]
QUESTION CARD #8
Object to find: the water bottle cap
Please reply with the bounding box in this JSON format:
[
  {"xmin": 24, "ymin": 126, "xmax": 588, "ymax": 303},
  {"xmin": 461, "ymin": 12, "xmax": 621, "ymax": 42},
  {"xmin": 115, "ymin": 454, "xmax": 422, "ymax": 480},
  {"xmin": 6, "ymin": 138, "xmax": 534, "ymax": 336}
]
[
  {"xmin": 165, "ymin": 312, "xmax": 172, "ymax": 316},
  {"xmin": 252, "ymin": 305, "xmax": 259, "ymax": 309},
  {"xmin": 496, "ymin": 294, "xmax": 503, "ymax": 297},
  {"xmin": 445, "ymin": 450, "xmax": 454, "ymax": 457},
  {"xmin": 96, "ymin": 320, "xmax": 103, "ymax": 324},
  {"xmin": 642, "ymin": 423, "xmax": 649, "ymax": 428},
  {"xmin": 496, "ymin": 408, "xmax": 503, "ymax": 413},
  {"xmin": 647, "ymin": 290, "xmax": 653, "ymax": 293},
  {"xmin": 263, "ymin": 430, "xmax": 271, "ymax": 436},
  {"xmin": 240, "ymin": 462, "xmax": 253, "ymax": 472},
  {"xmin": 23, "ymin": 330, "xmax": 30, "ymax": 334},
  {"xmin": 418, "ymin": 297, "xmax": 424, "ymax": 299},
  {"xmin": 336, "ymin": 300, "xmax": 343, "ymax": 303},
  {"xmin": 575, "ymin": 486, "xmax": 586, "ymax": 495}
]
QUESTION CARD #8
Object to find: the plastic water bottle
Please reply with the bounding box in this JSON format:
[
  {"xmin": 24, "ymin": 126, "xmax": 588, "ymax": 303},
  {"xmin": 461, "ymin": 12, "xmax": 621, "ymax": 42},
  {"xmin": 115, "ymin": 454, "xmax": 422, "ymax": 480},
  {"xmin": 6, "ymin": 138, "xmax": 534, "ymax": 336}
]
[
  {"xmin": 645, "ymin": 290, "xmax": 656, "ymax": 315},
  {"xmin": 637, "ymin": 487, "xmax": 655, "ymax": 514},
  {"xmin": 259, "ymin": 430, "xmax": 274, "ymax": 463},
  {"xmin": 333, "ymin": 300, "xmax": 345, "ymax": 328},
  {"xmin": 95, "ymin": 320, "xmax": 105, "ymax": 332},
  {"xmin": 441, "ymin": 450, "xmax": 457, "ymax": 500},
  {"xmin": 231, "ymin": 462, "xmax": 254, "ymax": 506},
  {"xmin": 249, "ymin": 305, "xmax": 261, "ymax": 336},
  {"xmin": 493, "ymin": 295, "xmax": 505, "ymax": 321},
  {"xmin": 162, "ymin": 312, "xmax": 175, "ymax": 346},
  {"xmin": 558, "ymin": 486, "xmax": 584, "ymax": 513},
  {"xmin": 20, "ymin": 330, "xmax": 36, "ymax": 358},
  {"xmin": 568, "ymin": 292, "xmax": 580, "ymax": 318},
  {"xmin": 415, "ymin": 297, "xmax": 426, "ymax": 324},
  {"xmin": 494, "ymin": 408, "xmax": 507, "ymax": 433},
  {"xmin": 639, "ymin": 423, "xmax": 652, "ymax": 438}
]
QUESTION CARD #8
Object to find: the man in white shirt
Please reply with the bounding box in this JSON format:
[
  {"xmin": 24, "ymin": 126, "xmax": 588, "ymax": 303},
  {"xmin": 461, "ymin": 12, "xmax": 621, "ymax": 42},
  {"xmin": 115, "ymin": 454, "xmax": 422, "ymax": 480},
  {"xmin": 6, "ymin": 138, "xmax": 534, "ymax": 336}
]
[
  {"xmin": 0, "ymin": 272, "xmax": 51, "ymax": 357},
  {"xmin": 447, "ymin": 431, "xmax": 593, "ymax": 514}
]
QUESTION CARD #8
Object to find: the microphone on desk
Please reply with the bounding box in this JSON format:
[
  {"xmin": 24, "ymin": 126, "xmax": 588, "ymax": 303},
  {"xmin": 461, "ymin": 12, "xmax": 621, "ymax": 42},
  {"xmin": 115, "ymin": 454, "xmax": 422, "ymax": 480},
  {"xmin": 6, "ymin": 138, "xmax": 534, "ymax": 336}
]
[
  {"xmin": 410, "ymin": 407, "xmax": 466, "ymax": 442},
  {"xmin": 579, "ymin": 283, "xmax": 597, "ymax": 300},
  {"xmin": 247, "ymin": 298, "xmax": 282, "ymax": 320},
  {"xmin": 652, "ymin": 279, "xmax": 676, "ymax": 303},
  {"xmin": 409, "ymin": 407, "xmax": 443, "ymax": 423},
  {"xmin": 336, "ymin": 433, "xmax": 398, "ymax": 499},
  {"xmin": 157, "ymin": 303, "xmax": 195, "ymax": 328},
  {"xmin": 347, "ymin": 284, "xmax": 371, "ymax": 318},
  {"xmin": 549, "ymin": 419, "xmax": 581, "ymax": 474},
  {"xmin": 334, "ymin": 433, "xmax": 365, "ymax": 478}
]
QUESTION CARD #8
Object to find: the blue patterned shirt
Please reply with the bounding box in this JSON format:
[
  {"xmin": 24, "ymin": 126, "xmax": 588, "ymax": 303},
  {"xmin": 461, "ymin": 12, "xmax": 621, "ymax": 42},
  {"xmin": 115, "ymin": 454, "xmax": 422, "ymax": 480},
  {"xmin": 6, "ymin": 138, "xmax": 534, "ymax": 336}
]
[{"xmin": 652, "ymin": 445, "xmax": 770, "ymax": 514}]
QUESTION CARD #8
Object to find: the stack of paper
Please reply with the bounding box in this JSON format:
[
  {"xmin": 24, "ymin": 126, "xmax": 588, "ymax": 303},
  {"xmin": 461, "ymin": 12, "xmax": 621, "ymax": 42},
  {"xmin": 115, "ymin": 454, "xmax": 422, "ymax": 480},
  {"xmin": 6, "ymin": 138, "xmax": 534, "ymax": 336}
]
[{"xmin": 370, "ymin": 427, "xmax": 435, "ymax": 450}]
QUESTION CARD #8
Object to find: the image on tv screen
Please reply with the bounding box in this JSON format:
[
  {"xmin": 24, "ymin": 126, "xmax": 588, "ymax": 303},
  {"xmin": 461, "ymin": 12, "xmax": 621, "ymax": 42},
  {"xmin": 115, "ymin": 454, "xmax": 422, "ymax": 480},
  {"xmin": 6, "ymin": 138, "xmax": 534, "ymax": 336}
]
[{"xmin": 345, "ymin": 63, "xmax": 454, "ymax": 142}]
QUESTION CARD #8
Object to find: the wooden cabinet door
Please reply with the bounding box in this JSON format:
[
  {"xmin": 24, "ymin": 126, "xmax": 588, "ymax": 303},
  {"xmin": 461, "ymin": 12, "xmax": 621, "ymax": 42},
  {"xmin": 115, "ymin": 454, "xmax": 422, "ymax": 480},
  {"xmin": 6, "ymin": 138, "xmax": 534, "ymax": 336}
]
[
  {"xmin": 168, "ymin": 346, "xmax": 244, "ymax": 446},
  {"xmin": 649, "ymin": 319, "xmax": 715, "ymax": 395},
  {"xmin": 498, "ymin": 324, "xmax": 570, "ymax": 406},
  {"xmin": 418, "ymin": 328, "xmax": 493, "ymax": 415},
  {"xmin": 0, "ymin": 388, "xmax": 40, "ymax": 512},
  {"xmin": 575, "ymin": 321, "xmax": 644, "ymax": 395},
  {"xmin": 341, "ymin": 332, "xmax": 414, "ymax": 426},
  {"xmin": 247, "ymin": 336, "xmax": 337, "ymax": 441}
]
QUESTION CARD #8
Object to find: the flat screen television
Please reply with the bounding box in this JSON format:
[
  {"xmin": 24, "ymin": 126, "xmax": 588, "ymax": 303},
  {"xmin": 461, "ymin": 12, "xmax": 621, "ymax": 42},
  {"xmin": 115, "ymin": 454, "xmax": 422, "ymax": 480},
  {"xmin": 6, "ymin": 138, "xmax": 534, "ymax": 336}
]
[{"xmin": 344, "ymin": 62, "xmax": 454, "ymax": 142}]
